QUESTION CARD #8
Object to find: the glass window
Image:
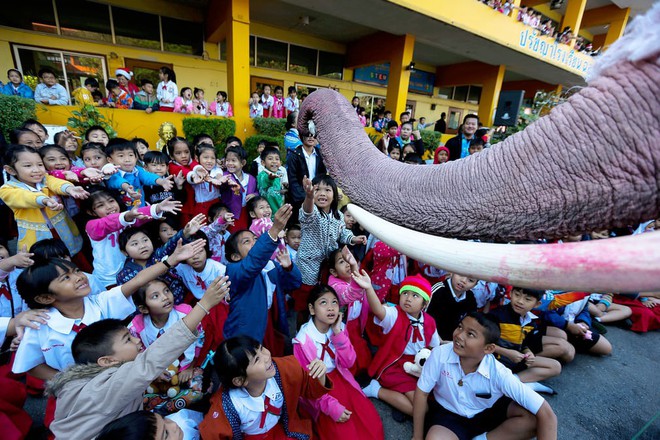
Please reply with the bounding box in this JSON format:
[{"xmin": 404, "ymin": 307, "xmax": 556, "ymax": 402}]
[
  {"xmin": 0, "ymin": 0, "xmax": 56, "ymax": 33},
  {"xmin": 250, "ymin": 36, "xmax": 255, "ymax": 65},
  {"xmin": 289, "ymin": 45, "xmax": 317, "ymax": 75},
  {"xmin": 161, "ymin": 17, "xmax": 203, "ymax": 55},
  {"xmin": 467, "ymin": 86, "xmax": 482, "ymax": 104},
  {"xmin": 57, "ymin": 0, "xmax": 112, "ymax": 42},
  {"xmin": 256, "ymin": 38, "xmax": 287, "ymax": 70},
  {"xmin": 318, "ymin": 51, "xmax": 344, "ymax": 79},
  {"xmin": 453, "ymin": 85, "xmax": 469, "ymax": 102},
  {"xmin": 112, "ymin": 7, "xmax": 161, "ymax": 50},
  {"xmin": 437, "ymin": 86, "xmax": 453, "ymax": 99}
]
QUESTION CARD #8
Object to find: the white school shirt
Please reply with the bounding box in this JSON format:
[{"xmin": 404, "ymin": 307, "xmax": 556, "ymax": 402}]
[
  {"xmin": 214, "ymin": 102, "xmax": 231, "ymax": 117},
  {"xmin": 375, "ymin": 305, "xmax": 441, "ymax": 354},
  {"xmin": 189, "ymin": 166, "xmax": 223, "ymax": 203},
  {"xmin": 302, "ymin": 148, "xmax": 318, "ymax": 181},
  {"xmin": 285, "ymin": 244, "xmax": 297, "ymax": 265},
  {"xmin": 228, "ymin": 376, "xmax": 284, "ymax": 435},
  {"xmin": 177, "ymin": 259, "xmax": 227, "ymax": 300},
  {"xmin": 418, "ymin": 344, "xmax": 545, "ymax": 419},
  {"xmin": 283, "ymin": 96, "xmax": 299, "ymax": 113},
  {"xmin": 261, "ymin": 261, "xmax": 278, "ymax": 310},
  {"xmin": 166, "ymin": 409, "xmax": 204, "ymax": 440},
  {"xmin": 250, "ymin": 103, "xmax": 264, "ymax": 118},
  {"xmin": 472, "ymin": 280, "xmax": 498, "ymax": 309},
  {"xmin": 234, "ymin": 171, "xmax": 251, "ymax": 207},
  {"xmin": 261, "ymin": 94, "xmax": 274, "ymax": 110},
  {"xmin": 294, "ymin": 319, "xmax": 344, "ymax": 373},
  {"xmin": 157, "ymin": 80, "xmax": 178, "ymax": 108},
  {"xmin": 12, "ymin": 286, "xmax": 135, "ymax": 373},
  {"xmin": 0, "ymin": 271, "xmax": 26, "ymax": 341}
]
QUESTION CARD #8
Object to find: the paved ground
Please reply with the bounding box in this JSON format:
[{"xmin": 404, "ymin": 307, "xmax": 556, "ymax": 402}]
[{"xmin": 24, "ymin": 326, "xmax": 659, "ymax": 439}]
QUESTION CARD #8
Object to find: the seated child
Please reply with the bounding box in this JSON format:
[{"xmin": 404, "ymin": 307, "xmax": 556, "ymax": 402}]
[
  {"xmin": 412, "ymin": 312, "xmax": 558, "ymax": 440},
  {"xmin": 199, "ymin": 336, "xmax": 331, "ymax": 439},
  {"xmin": 257, "ymin": 146, "xmax": 285, "ymax": 214},
  {"xmin": 34, "ymin": 67, "xmax": 69, "ymax": 105},
  {"xmin": 105, "ymin": 79, "xmax": 133, "ymax": 109},
  {"xmin": 428, "ymin": 273, "xmax": 479, "ymax": 340},
  {"xmin": 201, "ymin": 201, "xmax": 234, "ymax": 264},
  {"xmin": 489, "ymin": 288, "xmax": 561, "ymax": 394},
  {"xmin": 293, "ymin": 284, "xmax": 383, "ymax": 439},
  {"xmin": 96, "ymin": 409, "xmax": 203, "ymax": 440},
  {"xmin": 46, "ymin": 273, "xmax": 229, "ymax": 440},
  {"xmin": 143, "ymin": 150, "xmax": 187, "ymax": 206},
  {"xmin": 587, "ymin": 292, "xmax": 632, "ymax": 326},
  {"xmin": 362, "ymin": 274, "xmax": 441, "ymax": 418}
]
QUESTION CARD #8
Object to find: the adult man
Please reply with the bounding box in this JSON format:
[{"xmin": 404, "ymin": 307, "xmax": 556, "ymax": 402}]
[
  {"xmin": 445, "ymin": 114, "xmax": 479, "ymax": 161},
  {"xmin": 286, "ymin": 127, "xmax": 327, "ymax": 219},
  {"xmin": 434, "ymin": 112, "xmax": 447, "ymax": 133}
]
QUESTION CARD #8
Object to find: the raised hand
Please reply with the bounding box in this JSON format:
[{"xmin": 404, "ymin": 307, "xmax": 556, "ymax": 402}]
[
  {"xmin": 66, "ymin": 186, "xmax": 89, "ymax": 199},
  {"xmin": 184, "ymin": 213, "xmax": 207, "ymax": 238},
  {"xmin": 306, "ymin": 358, "xmax": 327, "ymax": 379},
  {"xmin": 351, "ymin": 269, "xmax": 373, "ymax": 290},
  {"xmin": 125, "ymin": 204, "xmax": 150, "ymax": 223},
  {"xmin": 174, "ymin": 170, "xmax": 185, "ymax": 189},
  {"xmin": 302, "ymin": 176, "xmax": 314, "ymax": 197},
  {"xmin": 156, "ymin": 197, "xmax": 182, "ymax": 215},
  {"xmin": 271, "ymin": 204, "xmax": 293, "ymax": 237},
  {"xmin": 43, "ymin": 197, "xmax": 64, "ymax": 211},
  {"xmin": 199, "ymin": 275, "xmax": 231, "ymax": 309},
  {"xmin": 223, "ymin": 211, "xmax": 235, "ymax": 226},
  {"xmin": 170, "ymin": 238, "xmax": 207, "ymax": 265},
  {"xmin": 275, "ymin": 247, "xmax": 292, "ymax": 269},
  {"xmin": 341, "ymin": 246, "xmax": 358, "ymax": 270},
  {"xmin": 332, "ymin": 311, "xmax": 343, "ymax": 335},
  {"xmin": 158, "ymin": 175, "xmax": 174, "ymax": 191}
]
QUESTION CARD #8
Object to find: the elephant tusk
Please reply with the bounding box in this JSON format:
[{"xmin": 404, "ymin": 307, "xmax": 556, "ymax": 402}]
[{"xmin": 348, "ymin": 204, "xmax": 660, "ymax": 293}]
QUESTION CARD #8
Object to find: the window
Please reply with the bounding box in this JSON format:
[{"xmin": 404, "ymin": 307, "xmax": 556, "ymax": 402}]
[
  {"xmin": 453, "ymin": 86, "xmax": 469, "ymax": 102},
  {"xmin": 112, "ymin": 7, "xmax": 161, "ymax": 50},
  {"xmin": 289, "ymin": 45, "xmax": 317, "ymax": 75},
  {"xmin": 57, "ymin": 0, "xmax": 112, "ymax": 42},
  {"xmin": 14, "ymin": 45, "xmax": 107, "ymax": 104},
  {"xmin": 124, "ymin": 59, "xmax": 172, "ymax": 90},
  {"xmin": 467, "ymin": 86, "xmax": 482, "ymax": 104},
  {"xmin": 437, "ymin": 86, "xmax": 453, "ymax": 99},
  {"xmin": 161, "ymin": 17, "xmax": 204, "ymax": 55},
  {"xmin": 356, "ymin": 92, "xmax": 386, "ymax": 125},
  {"xmin": 0, "ymin": 0, "xmax": 56, "ymax": 33},
  {"xmin": 318, "ymin": 51, "xmax": 344, "ymax": 79},
  {"xmin": 256, "ymin": 38, "xmax": 287, "ymax": 70},
  {"xmin": 252, "ymin": 37, "xmax": 344, "ymax": 79}
]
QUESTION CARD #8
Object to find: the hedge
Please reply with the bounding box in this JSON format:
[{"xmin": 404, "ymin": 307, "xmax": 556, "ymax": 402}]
[
  {"xmin": 182, "ymin": 117, "xmax": 236, "ymax": 153},
  {"xmin": 0, "ymin": 95, "xmax": 36, "ymax": 140},
  {"xmin": 245, "ymin": 135, "xmax": 286, "ymax": 164},
  {"xmin": 418, "ymin": 129, "xmax": 442, "ymax": 153},
  {"xmin": 252, "ymin": 117, "xmax": 286, "ymax": 137}
]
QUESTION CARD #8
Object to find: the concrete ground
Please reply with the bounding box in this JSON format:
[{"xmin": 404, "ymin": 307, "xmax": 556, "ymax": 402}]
[{"xmin": 24, "ymin": 326, "xmax": 659, "ymax": 439}]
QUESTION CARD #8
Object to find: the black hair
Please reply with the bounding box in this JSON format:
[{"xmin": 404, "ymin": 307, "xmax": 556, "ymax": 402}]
[
  {"xmin": 274, "ymin": 86, "xmax": 283, "ymax": 94},
  {"xmin": 401, "ymin": 121, "xmax": 413, "ymax": 129},
  {"xmin": 225, "ymin": 145, "xmax": 247, "ymax": 162},
  {"xmin": 132, "ymin": 137, "xmax": 149, "ymax": 149},
  {"xmin": 463, "ymin": 311, "xmax": 501, "ymax": 344},
  {"xmin": 84, "ymin": 77, "xmax": 99, "ymax": 88},
  {"xmin": 53, "ymin": 131, "xmax": 69, "ymax": 146},
  {"xmin": 180, "ymin": 87, "xmax": 191, "ymax": 97},
  {"xmin": 384, "ymin": 109, "xmax": 392, "ymax": 115},
  {"xmin": 118, "ymin": 226, "xmax": 151, "ymax": 253},
  {"xmin": 105, "ymin": 79, "xmax": 119, "ymax": 91},
  {"xmin": 216, "ymin": 90, "xmax": 228, "ymax": 101},
  {"xmin": 307, "ymin": 284, "xmax": 339, "ymax": 310},
  {"xmin": 463, "ymin": 114, "xmax": 479, "ymax": 124},
  {"xmin": 84, "ymin": 125, "xmax": 108, "ymax": 141},
  {"xmin": 469, "ymin": 138, "xmax": 485, "ymax": 149},
  {"xmin": 246, "ymin": 195, "xmax": 268, "ymax": 224},
  {"xmin": 80, "ymin": 142, "xmax": 106, "ymax": 158},
  {"xmin": 260, "ymin": 146, "xmax": 280, "ymax": 161},
  {"xmin": 20, "ymin": 119, "xmax": 47, "ymax": 135},
  {"xmin": 312, "ymin": 174, "xmax": 340, "ymax": 220},
  {"xmin": 400, "ymin": 112, "xmax": 409, "ymax": 119},
  {"xmin": 195, "ymin": 142, "xmax": 216, "ymax": 158},
  {"xmin": 285, "ymin": 112, "xmax": 297, "ymax": 130},
  {"xmin": 148, "ymin": 214, "xmax": 180, "ymax": 245},
  {"xmin": 225, "ymin": 136, "xmax": 243, "ymax": 148},
  {"xmin": 132, "ymin": 278, "xmax": 170, "ymax": 310},
  {"xmin": 80, "ymin": 186, "xmax": 126, "ymax": 216},
  {"xmin": 38, "ymin": 67, "xmax": 56, "ymax": 78},
  {"xmin": 105, "ymin": 138, "xmax": 137, "ymax": 157},
  {"xmin": 39, "ymin": 145, "xmax": 71, "ymax": 167},
  {"xmin": 164, "ymin": 136, "xmax": 192, "ymax": 159},
  {"xmin": 512, "ymin": 287, "xmax": 545, "ymax": 301},
  {"xmin": 213, "ymin": 335, "xmax": 262, "ymax": 389},
  {"xmin": 225, "ymin": 229, "xmax": 252, "ymax": 262},
  {"xmin": 387, "ymin": 142, "xmax": 402, "ymax": 156},
  {"xmin": 475, "ymin": 128, "xmax": 489, "ymax": 139},
  {"xmin": 324, "ymin": 249, "xmax": 343, "ymax": 276},
  {"xmin": 404, "ymin": 153, "xmax": 424, "ymax": 165},
  {"xmin": 159, "ymin": 66, "xmax": 176, "ymax": 83},
  {"xmin": 143, "ymin": 150, "xmax": 169, "ymax": 166},
  {"xmin": 189, "ymin": 230, "xmax": 210, "ymax": 255},
  {"xmin": 386, "ymin": 120, "xmax": 398, "ymax": 130},
  {"xmin": 287, "ymin": 86, "xmax": 296, "ymax": 94},
  {"xmin": 91, "ymin": 90, "xmax": 104, "ymax": 100},
  {"xmin": 265, "ymin": 141, "xmax": 280, "ymax": 149},
  {"xmin": 16, "ymin": 258, "xmax": 79, "ymax": 309},
  {"xmin": 96, "ymin": 411, "xmax": 158, "ymax": 440},
  {"xmin": 7, "ymin": 68, "xmax": 23, "ymax": 80},
  {"xmin": 71, "ymin": 318, "xmax": 128, "ymax": 364},
  {"xmin": 3, "ymin": 144, "xmax": 39, "ymax": 169},
  {"xmin": 286, "ymin": 223, "xmax": 301, "ymax": 234},
  {"xmin": 140, "ymin": 78, "xmax": 153, "ymax": 87},
  {"xmin": 29, "ymin": 238, "xmax": 71, "ymax": 260},
  {"xmin": 192, "ymin": 133, "xmax": 214, "ymax": 147},
  {"xmin": 194, "ymin": 87, "xmax": 204, "ymax": 97},
  {"xmin": 208, "ymin": 201, "xmax": 230, "ymax": 221},
  {"xmin": 9, "ymin": 129, "xmax": 39, "ymax": 145}
]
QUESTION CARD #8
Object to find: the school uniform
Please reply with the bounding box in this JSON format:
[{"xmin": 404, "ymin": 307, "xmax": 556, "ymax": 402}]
[
  {"xmin": 177, "ymin": 259, "xmax": 227, "ymax": 300},
  {"xmin": 106, "ymin": 166, "xmax": 162, "ymax": 208},
  {"xmin": 199, "ymin": 356, "xmax": 332, "ymax": 440},
  {"xmin": 294, "ymin": 321, "xmax": 384, "ymax": 440},
  {"xmin": 2, "ymin": 82, "xmax": 34, "ymax": 99},
  {"xmin": 168, "ymin": 161, "xmax": 202, "ymax": 226},
  {"xmin": 189, "ymin": 165, "xmax": 223, "ymax": 217},
  {"xmin": 210, "ymin": 101, "xmax": 234, "ymax": 117},
  {"xmin": 489, "ymin": 303, "xmax": 545, "ymax": 371},
  {"xmin": 34, "ymin": 83, "xmax": 69, "ymax": 105},
  {"xmin": 271, "ymin": 97, "xmax": 285, "ymax": 118},
  {"xmin": 261, "ymin": 94, "xmax": 274, "ymax": 117},
  {"xmin": 220, "ymin": 171, "xmax": 258, "ymax": 232},
  {"xmin": 157, "ymin": 80, "xmax": 178, "ymax": 111},
  {"xmin": 283, "ymin": 96, "xmax": 299, "ymax": 115},
  {"xmin": 166, "ymin": 409, "xmax": 204, "ymax": 440},
  {"xmin": 418, "ymin": 343, "xmax": 545, "ymax": 440},
  {"xmin": 201, "ymin": 220, "xmax": 231, "ymax": 264},
  {"xmin": 250, "ymin": 103, "xmax": 264, "ymax": 118},
  {"xmin": 428, "ymin": 280, "xmax": 478, "ymax": 340}
]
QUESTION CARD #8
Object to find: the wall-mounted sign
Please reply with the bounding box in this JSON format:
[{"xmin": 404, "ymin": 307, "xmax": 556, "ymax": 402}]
[{"xmin": 354, "ymin": 63, "xmax": 436, "ymax": 95}]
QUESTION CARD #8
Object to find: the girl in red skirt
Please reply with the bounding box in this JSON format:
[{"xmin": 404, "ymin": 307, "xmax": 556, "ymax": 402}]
[
  {"xmin": 361, "ymin": 273, "xmax": 441, "ymax": 418},
  {"xmin": 165, "ymin": 137, "xmax": 205, "ymax": 226},
  {"xmin": 293, "ymin": 284, "xmax": 384, "ymax": 440},
  {"xmin": 327, "ymin": 246, "xmax": 372, "ymax": 375}
]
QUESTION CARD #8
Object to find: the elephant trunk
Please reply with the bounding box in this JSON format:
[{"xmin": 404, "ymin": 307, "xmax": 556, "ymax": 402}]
[{"xmin": 298, "ymin": 61, "xmax": 659, "ymax": 242}]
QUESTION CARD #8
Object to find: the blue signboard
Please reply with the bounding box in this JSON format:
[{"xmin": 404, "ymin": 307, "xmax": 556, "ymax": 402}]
[{"xmin": 354, "ymin": 63, "xmax": 435, "ymax": 95}]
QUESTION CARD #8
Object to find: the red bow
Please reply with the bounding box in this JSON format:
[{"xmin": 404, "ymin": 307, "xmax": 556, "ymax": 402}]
[
  {"xmin": 195, "ymin": 276, "xmax": 207, "ymax": 291},
  {"xmin": 0, "ymin": 283, "xmax": 10, "ymax": 301},
  {"xmin": 259, "ymin": 396, "xmax": 281, "ymax": 428},
  {"xmin": 72, "ymin": 323, "xmax": 87, "ymax": 333},
  {"xmin": 320, "ymin": 339, "xmax": 335, "ymax": 361},
  {"xmin": 162, "ymin": 85, "xmax": 167, "ymax": 90}
]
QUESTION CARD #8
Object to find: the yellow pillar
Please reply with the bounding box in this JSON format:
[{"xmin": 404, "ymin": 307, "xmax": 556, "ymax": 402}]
[
  {"xmin": 603, "ymin": 7, "xmax": 630, "ymax": 49},
  {"xmin": 386, "ymin": 34, "xmax": 415, "ymax": 123},
  {"xmin": 561, "ymin": 0, "xmax": 587, "ymax": 35},
  {"xmin": 226, "ymin": 0, "xmax": 252, "ymax": 138},
  {"xmin": 478, "ymin": 65, "xmax": 505, "ymax": 126}
]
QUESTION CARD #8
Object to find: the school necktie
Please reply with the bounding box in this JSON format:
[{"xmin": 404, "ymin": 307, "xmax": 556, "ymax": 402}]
[
  {"xmin": 259, "ymin": 396, "xmax": 281, "ymax": 428},
  {"xmin": 0, "ymin": 282, "xmax": 10, "ymax": 301},
  {"xmin": 320, "ymin": 338, "xmax": 335, "ymax": 361},
  {"xmin": 409, "ymin": 318, "xmax": 423, "ymax": 343},
  {"xmin": 72, "ymin": 323, "xmax": 87, "ymax": 333},
  {"xmin": 195, "ymin": 276, "xmax": 207, "ymax": 291}
]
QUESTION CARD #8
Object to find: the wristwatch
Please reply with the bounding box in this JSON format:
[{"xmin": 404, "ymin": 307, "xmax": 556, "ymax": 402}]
[{"xmin": 161, "ymin": 255, "xmax": 172, "ymax": 269}]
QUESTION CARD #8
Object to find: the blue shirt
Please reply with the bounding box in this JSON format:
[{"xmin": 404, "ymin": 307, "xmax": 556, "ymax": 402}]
[
  {"xmin": 1, "ymin": 83, "xmax": 34, "ymax": 99},
  {"xmin": 34, "ymin": 83, "xmax": 69, "ymax": 105}
]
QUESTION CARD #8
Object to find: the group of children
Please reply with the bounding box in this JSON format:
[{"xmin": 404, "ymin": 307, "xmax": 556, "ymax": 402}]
[{"xmin": 0, "ymin": 114, "xmax": 657, "ymax": 440}]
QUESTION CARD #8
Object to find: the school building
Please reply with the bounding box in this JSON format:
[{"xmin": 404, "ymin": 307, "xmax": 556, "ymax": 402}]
[{"xmin": 0, "ymin": 0, "xmax": 643, "ymax": 143}]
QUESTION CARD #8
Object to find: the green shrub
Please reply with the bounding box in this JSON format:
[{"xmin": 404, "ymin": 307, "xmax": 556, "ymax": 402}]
[
  {"xmin": 0, "ymin": 95, "xmax": 37, "ymax": 140},
  {"xmin": 67, "ymin": 104, "xmax": 117, "ymax": 138},
  {"xmin": 182, "ymin": 117, "xmax": 236, "ymax": 152},
  {"xmin": 418, "ymin": 129, "xmax": 442, "ymax": 153},
  {"xmin": 244, "ymin": 135, "xmax": 285, "ymax": 164},
  {"xmin": 252, "ymin": 117, "xmax": 286, "ymax": 137}
]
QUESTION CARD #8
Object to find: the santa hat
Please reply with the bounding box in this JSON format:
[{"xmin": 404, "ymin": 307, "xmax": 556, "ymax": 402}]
[
  {"xmin": 399, "ymin": 274, "xmax": 433, "ymax": 302},
  {"xmin": 115, "ymin": 67, "xmax": 133, "ymax": 79}
]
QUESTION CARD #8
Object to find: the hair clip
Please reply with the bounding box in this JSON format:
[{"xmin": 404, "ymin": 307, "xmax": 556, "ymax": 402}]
[{"xmin": 201, "ymin": 350, "xmax": 215, "ymax": 369}]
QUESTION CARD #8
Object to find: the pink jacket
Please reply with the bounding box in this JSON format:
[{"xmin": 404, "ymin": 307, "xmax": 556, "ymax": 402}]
[
  {"xmin": 293, "ymin": 330, "xmax": 363, "ymax": 422},
  {"xmin": 85, "ymin": 206, "xmax": 153, "ymax": 241},
  {"xmin": 328, "ymin": 275, "xmax": 370, "ymax": 332},
  {"xmin": 173, "ymin": 97, "xmax": 194, "ymax": 114},
  {"xmin": 209, "ymin": 101, "xmax": 233, "ymax": 117},
  {"xmin": 48, "ymin": 167, "xmax": 88, "ymax": 184}
]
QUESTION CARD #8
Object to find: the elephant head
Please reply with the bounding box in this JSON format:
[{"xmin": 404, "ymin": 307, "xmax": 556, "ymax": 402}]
[{"xmin": 297, "ymin": 5, "xmax": 660, "ymax": 293}]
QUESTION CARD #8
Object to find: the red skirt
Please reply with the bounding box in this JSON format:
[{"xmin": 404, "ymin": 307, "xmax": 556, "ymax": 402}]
[
  {"xmin": 613, "ymin": 296, "xmax": 660, "ymax": 332},
  {"xmin": 192, "ymin": 199, "xmax": 218, "ymax": 218},
  {"xmin": 378, "ymin": 354, "xmax": 417, "ymax": 394},
  {"xmin": 0, "ymin": 376, "xmax": 31, "ymax": 440},
  {"xmin": 263, "ymin": 309, "xmax": 285, "ymax": 357},
  {"xmin": 160, "ymin": 106, "xmax": 174, "ymax": 112},
  {"xmin": 314, "ymin": 370, "xmax": 384, "ymax": 440},
  {"xmin": 228, "ymin": 206, "xmax": 250, "ymax": 234},
  {"xmin": 244, "ymin": 422, "xmax": 289, "ymax": 440},
  {"xmin": 346, "ymin": 319, "xmax": 372, "ymax": 376}
]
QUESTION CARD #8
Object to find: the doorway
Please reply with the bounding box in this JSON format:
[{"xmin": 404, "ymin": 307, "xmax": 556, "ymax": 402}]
[
  {"xmin": 124, "ymin": 58, "xmax": 173, "ymax": 88},
  {"xmin": 250, "ymin": 76, "xmax": 284, "ymax": 95},
  {"xmin": 446, "ymin": 107, "xmax": 463, "ymax": 135}
]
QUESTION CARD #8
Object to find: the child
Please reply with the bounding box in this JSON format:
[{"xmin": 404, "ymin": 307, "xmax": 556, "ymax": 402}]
[
  {"xmin": 368, "ymin": 237, "xmax": 407, "ymax": 303},
  {"xmin": 40, "ymin": 145, "xmax": 103, "ymax": 189},
  {"xmin": 143, "ymin": 150, "xmax": 186, "ymax": 206},
  {"xmin": 210, "ymin": 90, "xmax": 233, "ymax": 117},
  {"xmin": 373, "ymin": 110, "xmax": 386, "ymax": 132},
  {"xmin": 82, "ymin": 186, "xmax": 181, "ymax": 287},
  {"xmin": 96, "ymin": 409, "xmax": 204, "ymax": 440},
  {"xmin": 10, "ymin": 128, "xmax": 43, "ymax": 149},
  {"xmin": 174, "ymin": 87, "xmax": 194, "ymax": 113},
  {"xmin": 428, "ymin": 273, "xmax": 479, "ymax": 340},
  {"xmin": 412, "ymin": 312, "xmax": 558, "ymax": 440},
  {"xmin": 176, "ymin": 231, "xmax": 227, "ymax": 301},
  {"xmin": 105, "ymin": 139, "xmax": 174, "ymax": 207},
  {"xmin": 358, "ymin": 107, "xmax": 367, "ymax": 127},
  {"xmin": 271, "ymin": 85, "xmax": 285, "ymax": 118},
  {"xmin": 132, "ymin": 137, "xmax": 150, "ymax": 163},
  {"xmin": 71, "ymin": 77, "xmax": 98, "ymax": 106},
  {"xmin": 201, "ymin": 201, "xmax": 234, "ymax": 264},
  {"xmin": 54, "ymin": 130, "xmax": 84, "ymax": 167},
  {"xmin": 192, "ymin": 87, "xmax": 208, "ymax": 115},
  {"xmin": 284, "ymin": 112, "xmax": 303, "ymax": 155},
  {"xmin": 1, "ymin": 68, "xmax": 34, "ymax": 99},
  {"xmin": 165, "ymin": 137, "xmax": 205, "ymax": 225},
  {"xmin": 378, "ymin": 120, "xmax": 399, "ymax": 154},
  {"xmin": 283, "ymin": 86, "xmax": 299, "ymax": 116},
  {"xmin": 220, "ymin": 145, "xmax": 258, "ymax": 231},
  {"xmin": 489, "ymin": 288, "xmax": 561, "ymax": 394},
  {"xmin": 92, "ymin": 90, "xmax": 104, "ymax": 106},
  {"xmin": 261, "ymin": 84, "xmax": 274, "ymax": 117},
  {"xmin": 46, "ymin": 273, "xmax": 229, "ymax": 440},
  {"xmin": 199, "ymin": 335, "xmax": 331, "ymax": 439},
  {"xmin": 85, "ymin": 125, "xmax": 110, "ymax": 146},
  {"xmin": 361, "ymin": 274, "xmax": 441, "ymax": 418},
  {"xmin": 285, "ymin": 224, "xmax": 301, "ymax": 264},
  {"xmin": 397, "ymin": 121, "xmax": 424, "ymax": 157},
  {"xmin": 469, "ymin": 138, "xmax": 485, "ymax": 155},
  {"xmin": 257, "ymin": 145, "xmax": 285, "ymax": 214},
  {"xmin": 156, "ymin": 66, "xmax": 178, "ymax": 112},
  {"xmin": 34, "ymin": 67, "xmax": 69, "ymax": 105},
  {"xmin": 105, "ymin": 79, "xmax": 133, "ymax": 109},
  {"xmin": 433, "ymin": 146, "xmax": 450, "ymax": 164},
  {"xmin": 116, "ymin": 213, "xmax": 206, "ymax": 304},
  {"xmin": 81, "ymin": 142, "xmax": 113, "ymax": 175},
  {"xmin": 191, "ymin": 142, "xmax": 228, "ymax": 217},
  {"xmin": 327, "ymin": 247, "xmax": 372, "ymax": 375},
  {"xmin": 249, "ymin": 91, "xmax": 264, "ymax": 118},
  {"xmin": 248, "ymin": 139, "xmax": 268, "ymax": 177},
  {"xmin": 0, "ymin": 145, "xmax": 88, "ymax": 258},
  {"xmin": 293, "ymin": 284, "xmax": 383, "ymax": 439},
  {"xmin": 133, "ymin": 79, "xmax": 160, "ymax": 113},
  {"xmin": 20, "ymin": 119, "xmax": 49, "ymax": 143}
]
